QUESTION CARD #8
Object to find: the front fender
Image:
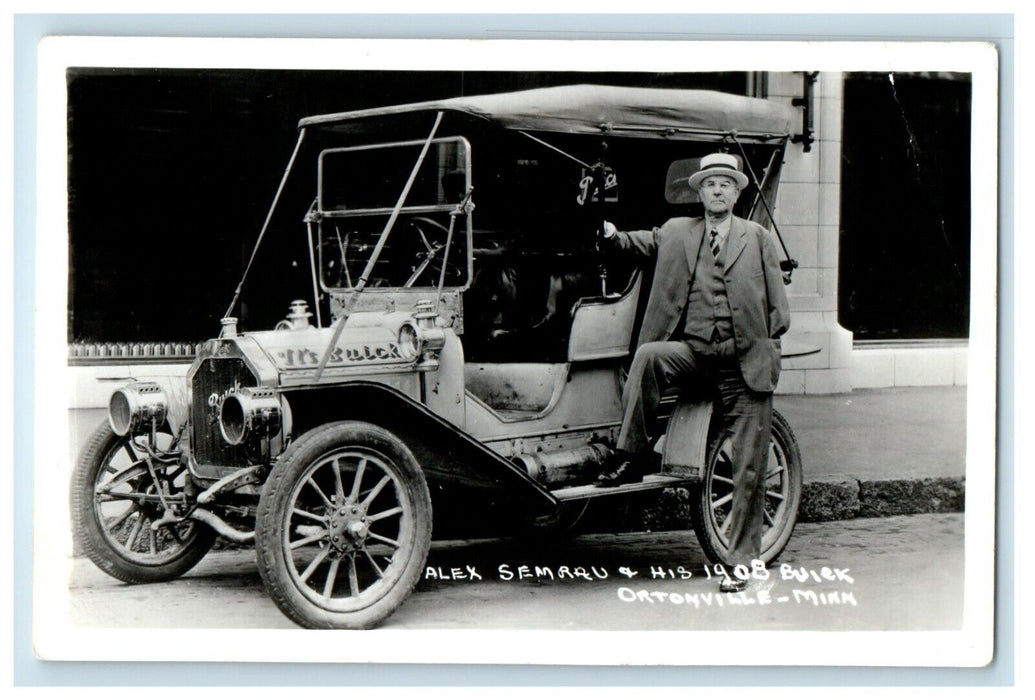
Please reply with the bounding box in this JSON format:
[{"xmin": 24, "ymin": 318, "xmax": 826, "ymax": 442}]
[{"xmin": 282, "ymin": 381, "xmax": 558, "ymax": 537}]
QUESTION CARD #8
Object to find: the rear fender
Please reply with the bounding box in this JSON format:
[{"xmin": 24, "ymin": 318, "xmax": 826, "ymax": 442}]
[
  {"xmin": 660, "ymin": 400, "xmax": 713, "ymax": 481},
  {"xmin": 282, "ymin": 381, "xmax": 557, "ymax": 534}
]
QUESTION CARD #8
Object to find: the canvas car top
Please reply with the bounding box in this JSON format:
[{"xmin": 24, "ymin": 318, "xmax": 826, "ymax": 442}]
[{"xmin": 298, "ymin": 84, "xmax": 797, "ymax": 139}]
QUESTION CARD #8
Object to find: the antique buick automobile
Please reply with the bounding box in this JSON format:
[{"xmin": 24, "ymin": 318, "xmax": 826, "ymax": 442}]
[{"xmin": 71, "ymin": 84, "xmax": 804, "ymax": 629}]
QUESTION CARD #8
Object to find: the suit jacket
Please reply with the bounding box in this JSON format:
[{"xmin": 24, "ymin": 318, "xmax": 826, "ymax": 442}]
[{"xmin": 612, "ymin": 215, "xmax": 791, "ymax": 392}]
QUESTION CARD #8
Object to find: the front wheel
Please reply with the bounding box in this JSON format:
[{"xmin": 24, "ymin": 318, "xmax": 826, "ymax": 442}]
[
  {"xmin": 690, "ymin": 409, "xmax": 802, "ymax": 566},
  {"xmin": 255, "ymin": 421, "xmax": 432, "ymax": 629},
  {"xmin": 70, "ymin": 422, "xmax": 216, "ymax": 583}
]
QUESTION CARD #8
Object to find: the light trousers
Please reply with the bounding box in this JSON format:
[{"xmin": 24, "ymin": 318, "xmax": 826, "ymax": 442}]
[{"xmin": 617, "ymin": 340, "xmax": 773, "ymax": 567}]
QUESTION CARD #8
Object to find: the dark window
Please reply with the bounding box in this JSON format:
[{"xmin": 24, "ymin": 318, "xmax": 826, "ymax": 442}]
[
  {"xmin": 67, "ymin": 69, "xmax": 749, "ymax": 344},
  {"xmin": 839, "ymin": 72, "xmax": 971, "ymax": 340}
]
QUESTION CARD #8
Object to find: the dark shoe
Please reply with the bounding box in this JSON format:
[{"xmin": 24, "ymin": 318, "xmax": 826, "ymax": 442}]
[
  {"xmin": 594, "ymin": 456, "xmax": 644, "ymax": 487},
  {"xmin": 719, "ymin": 575, "xmax": 748, "ymax": 593}
]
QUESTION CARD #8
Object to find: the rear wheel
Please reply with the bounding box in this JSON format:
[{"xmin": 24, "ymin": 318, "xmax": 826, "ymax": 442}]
[
  {"xmin": 70, "ymin": 422, "xmax": 215, "ymax": 583},
  {"xmin": 255, "ymin": 421, "xmax": 432, "ymax": 629},
  {"xmin": 690, "ymin": 409, "xmax": 802, "ymax": 566}
]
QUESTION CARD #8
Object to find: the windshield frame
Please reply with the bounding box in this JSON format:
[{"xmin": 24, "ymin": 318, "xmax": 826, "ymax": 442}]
[{"xmin": 315, "ymin": 135, "xmax": 474, "ymax": 293}]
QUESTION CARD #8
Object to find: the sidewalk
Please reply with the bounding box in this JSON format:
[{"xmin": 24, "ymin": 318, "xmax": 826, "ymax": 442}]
[{"xmin": 774, "ymin": 385, "xmax": 967, "ymax": 521}]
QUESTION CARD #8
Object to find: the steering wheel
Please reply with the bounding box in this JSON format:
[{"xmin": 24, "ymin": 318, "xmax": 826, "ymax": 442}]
[{"xmin": 404, "ymin": 216, "xmax": 464, "ymax": 288}]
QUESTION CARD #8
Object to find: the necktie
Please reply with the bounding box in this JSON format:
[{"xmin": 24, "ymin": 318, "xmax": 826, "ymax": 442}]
[{"xmin": 709, "ymin": 229, "xmax": 721, "ymax": 259}]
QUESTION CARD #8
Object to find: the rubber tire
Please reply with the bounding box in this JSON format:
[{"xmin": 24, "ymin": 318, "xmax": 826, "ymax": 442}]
[
  {"xmin": 254, "ymin": 421, "xmax": 433, "ymax": 629},
  {"xmin": 690, "ymin": 408, "xmax": 803, "ymax": 566},
  {"xmin": 70, "ymin": 421, "xmax": 216, "ymax": 584}
]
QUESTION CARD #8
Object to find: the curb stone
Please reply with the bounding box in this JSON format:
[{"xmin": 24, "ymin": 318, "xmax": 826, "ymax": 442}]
[
  {"xmin": 799, "ymin": 476, "xmax": 860, "ymax": 522},
  {"xmin": 855, "ymin": 477, "xmax": 965, "ymax": 518},
  {"xmin": 799, "ymin": 475, "xmax": 965, "ymax": 522}
]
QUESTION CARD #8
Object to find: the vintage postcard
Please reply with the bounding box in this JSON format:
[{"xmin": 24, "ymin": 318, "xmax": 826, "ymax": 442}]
[{"xmin": 32, "ymin": 36, "xmax": 997, "ymax": 667}]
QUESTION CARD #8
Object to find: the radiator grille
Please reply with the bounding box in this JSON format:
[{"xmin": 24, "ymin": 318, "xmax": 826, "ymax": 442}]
[{"xmin": 191, "ymin": 357, "xmax": 258, "ymax": 470}]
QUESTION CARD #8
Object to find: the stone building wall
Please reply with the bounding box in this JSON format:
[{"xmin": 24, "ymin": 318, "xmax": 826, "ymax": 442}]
[{"xmin": 767, "ymin": 71, "xmax": 855, "ymax": 395}]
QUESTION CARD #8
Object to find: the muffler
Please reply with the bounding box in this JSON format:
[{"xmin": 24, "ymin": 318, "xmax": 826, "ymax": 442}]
[{"xmin": 512, "ymin": 444, "xmax": 612, "ymax": 487}]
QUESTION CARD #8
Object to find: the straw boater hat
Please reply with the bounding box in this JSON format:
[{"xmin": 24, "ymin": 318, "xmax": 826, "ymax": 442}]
[{"xmin": 687, "ymin": 152, "xmax": 750, "ymax": 192}]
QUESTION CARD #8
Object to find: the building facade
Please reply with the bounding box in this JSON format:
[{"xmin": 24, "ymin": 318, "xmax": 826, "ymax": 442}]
[{"xmin": 67, "ymin": 70, "xmax": 971, "ymax": 411}]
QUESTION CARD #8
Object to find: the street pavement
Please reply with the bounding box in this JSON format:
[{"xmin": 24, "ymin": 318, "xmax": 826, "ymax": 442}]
[{"xmin": 65, "ymin": 513, "xmax": 963, "ymax": 631}]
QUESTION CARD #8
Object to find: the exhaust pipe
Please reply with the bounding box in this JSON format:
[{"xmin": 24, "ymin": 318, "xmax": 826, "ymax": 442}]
[{"xmin": 190, "ymin": 508, "xmax": 255, "ymax": 544}]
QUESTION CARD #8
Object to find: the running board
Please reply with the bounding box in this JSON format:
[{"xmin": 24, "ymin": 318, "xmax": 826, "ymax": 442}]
[{"xmin": 550, "ymin": 474, "xmax": 691, "ymax": 502}]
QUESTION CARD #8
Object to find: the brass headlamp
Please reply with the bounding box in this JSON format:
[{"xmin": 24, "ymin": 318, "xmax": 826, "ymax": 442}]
[
  {"xmin": 108, "ymin": 381, "xmax": 168, "ymax": 437},
  {"xmin": 218, "ymin": 387, "xmax": 283, "ymax": 446}
]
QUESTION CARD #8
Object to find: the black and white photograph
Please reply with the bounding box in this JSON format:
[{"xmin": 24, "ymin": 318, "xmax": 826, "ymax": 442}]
[{"xmin": 31, "ymin": 37, "xmax": 997, "ymax": 667}]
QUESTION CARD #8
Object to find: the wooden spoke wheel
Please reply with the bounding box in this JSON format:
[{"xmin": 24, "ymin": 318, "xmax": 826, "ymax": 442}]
[
  {"xmin": 691, "ymin": 409, "xmax": 802, "ymax": 566},
  {"xmin": 255, "ymin": 421, "xmax": 432, "ymax": 629}
]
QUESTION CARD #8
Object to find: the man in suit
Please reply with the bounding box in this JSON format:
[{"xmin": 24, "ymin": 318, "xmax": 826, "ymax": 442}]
[{"xmin": 594, "ymin": 152, "xmax": 790, "ymax": 592}]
